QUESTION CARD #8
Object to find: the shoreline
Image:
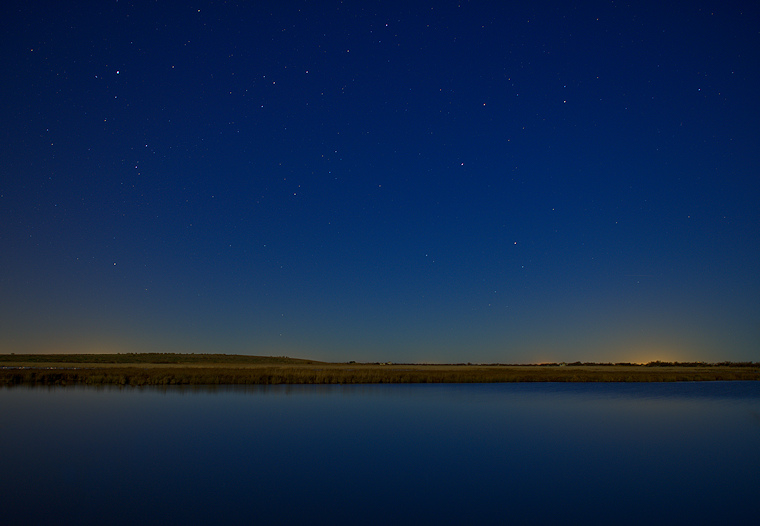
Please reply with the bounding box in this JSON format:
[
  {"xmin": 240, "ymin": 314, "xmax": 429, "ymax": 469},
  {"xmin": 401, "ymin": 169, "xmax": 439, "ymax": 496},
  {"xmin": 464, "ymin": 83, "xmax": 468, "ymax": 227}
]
[{"xmin": 1, "ymin": 354, "xmax": 758, "ymax": 385}]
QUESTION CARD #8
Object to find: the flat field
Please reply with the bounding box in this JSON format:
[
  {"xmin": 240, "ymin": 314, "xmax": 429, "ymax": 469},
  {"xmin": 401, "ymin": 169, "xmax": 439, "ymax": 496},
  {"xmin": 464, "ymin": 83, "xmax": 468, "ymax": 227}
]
[{"xmin": 1, "ymin": 354, "xmax": 758, "ymax": 386}]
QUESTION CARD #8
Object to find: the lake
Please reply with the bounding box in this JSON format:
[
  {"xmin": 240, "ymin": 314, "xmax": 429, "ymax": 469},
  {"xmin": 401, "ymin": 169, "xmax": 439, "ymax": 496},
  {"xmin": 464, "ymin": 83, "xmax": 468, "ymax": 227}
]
[{"xmin": 2, "ymin": 382, "xmax": 758, "ymax": 524}]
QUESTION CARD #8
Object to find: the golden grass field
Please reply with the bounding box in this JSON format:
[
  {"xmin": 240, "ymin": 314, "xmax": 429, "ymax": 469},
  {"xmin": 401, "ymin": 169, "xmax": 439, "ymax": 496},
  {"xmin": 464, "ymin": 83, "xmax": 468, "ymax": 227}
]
[{"xmin": 1, "ymin": 354, "xmax": 758, "ymax": 386}]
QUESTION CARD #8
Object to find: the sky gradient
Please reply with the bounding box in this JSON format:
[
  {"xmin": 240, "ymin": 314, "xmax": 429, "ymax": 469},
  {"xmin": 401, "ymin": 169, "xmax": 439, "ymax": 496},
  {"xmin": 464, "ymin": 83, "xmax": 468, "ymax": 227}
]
[{"xmin": 2, "ymin": 0, "xmax": 758, "ymax": 363}]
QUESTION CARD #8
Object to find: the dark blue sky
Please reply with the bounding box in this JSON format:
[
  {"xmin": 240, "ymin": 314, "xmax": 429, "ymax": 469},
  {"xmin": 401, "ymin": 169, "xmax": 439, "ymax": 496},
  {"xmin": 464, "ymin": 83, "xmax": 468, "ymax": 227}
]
[{"xmin": 2, "ymin": 0, "xmax": 758, "ymax": 362}]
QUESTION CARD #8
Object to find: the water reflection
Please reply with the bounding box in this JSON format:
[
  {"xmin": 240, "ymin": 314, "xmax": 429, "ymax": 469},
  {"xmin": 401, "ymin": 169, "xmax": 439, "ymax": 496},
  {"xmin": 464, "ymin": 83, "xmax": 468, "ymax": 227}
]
[{"xmin": 2, "ymin": 382, "xmax": 758, "ymax": 524}]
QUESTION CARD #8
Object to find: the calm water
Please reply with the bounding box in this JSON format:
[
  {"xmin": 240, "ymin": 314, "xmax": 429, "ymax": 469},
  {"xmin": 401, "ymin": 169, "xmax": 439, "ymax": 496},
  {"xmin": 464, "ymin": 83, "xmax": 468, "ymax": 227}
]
[{"xmin": 2, "ymin": 382, "xmax": 758, "ymax": 525}]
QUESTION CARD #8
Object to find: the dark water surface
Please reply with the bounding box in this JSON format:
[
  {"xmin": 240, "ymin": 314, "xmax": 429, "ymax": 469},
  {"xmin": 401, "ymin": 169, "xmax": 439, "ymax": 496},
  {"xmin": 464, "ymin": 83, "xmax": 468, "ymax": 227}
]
[{"xmin": 2, "ymin": 382, "xmax": 758, "ymax": 525}]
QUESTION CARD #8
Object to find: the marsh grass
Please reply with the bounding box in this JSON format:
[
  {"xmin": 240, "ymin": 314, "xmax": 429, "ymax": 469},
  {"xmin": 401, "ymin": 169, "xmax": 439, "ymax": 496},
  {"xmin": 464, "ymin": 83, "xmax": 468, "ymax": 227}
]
[
  {"xmin": 1, "ymin": 356, "xmax": 758, "ymax": 386},
  {"xmin": 0, "ymin": 353, "xmax": 320, "ymax": 365}
]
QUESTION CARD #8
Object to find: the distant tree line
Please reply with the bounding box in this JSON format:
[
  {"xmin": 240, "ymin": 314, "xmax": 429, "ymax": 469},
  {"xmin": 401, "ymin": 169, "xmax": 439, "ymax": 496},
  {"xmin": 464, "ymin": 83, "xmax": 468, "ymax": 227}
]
[{"xmin": 535, "ymin": 361, "xmax": 760, "ymax": 367}]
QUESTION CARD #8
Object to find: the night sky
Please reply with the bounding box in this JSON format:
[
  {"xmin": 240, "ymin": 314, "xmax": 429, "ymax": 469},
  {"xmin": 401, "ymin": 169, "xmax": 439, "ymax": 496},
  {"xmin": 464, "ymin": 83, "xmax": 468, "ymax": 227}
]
[{"xmin": 2, "ymin": 1, "xmax": 758, "ymax": 363}]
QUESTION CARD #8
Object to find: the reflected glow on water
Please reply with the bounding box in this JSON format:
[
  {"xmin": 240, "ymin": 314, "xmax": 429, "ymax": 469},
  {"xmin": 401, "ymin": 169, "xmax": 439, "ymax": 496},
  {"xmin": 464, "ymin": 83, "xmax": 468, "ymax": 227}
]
[{"xmin": 2, "ymin": 382, "xmax": 758, "ymax": 524}]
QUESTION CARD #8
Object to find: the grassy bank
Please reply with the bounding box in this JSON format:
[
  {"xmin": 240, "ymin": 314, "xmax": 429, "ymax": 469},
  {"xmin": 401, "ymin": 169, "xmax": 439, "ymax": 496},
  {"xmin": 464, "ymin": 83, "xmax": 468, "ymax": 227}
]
[
  {"xmin": 1, "ymin": 354, "xmax": 758, "ymax": 385},
  {"xmin": 0, "ymin": 353, "xmax": 321, "ymax": 365}
]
